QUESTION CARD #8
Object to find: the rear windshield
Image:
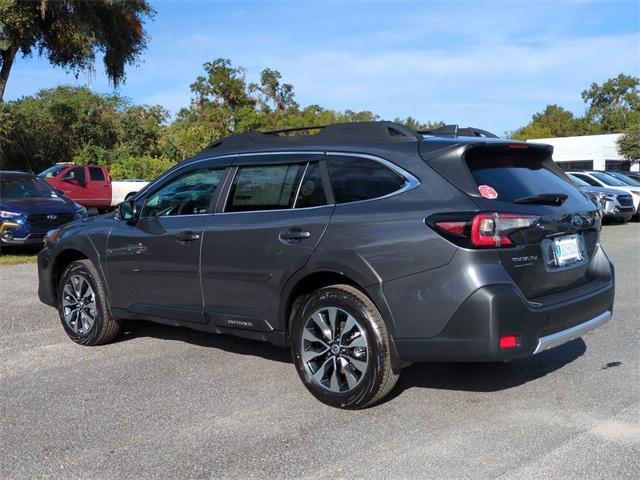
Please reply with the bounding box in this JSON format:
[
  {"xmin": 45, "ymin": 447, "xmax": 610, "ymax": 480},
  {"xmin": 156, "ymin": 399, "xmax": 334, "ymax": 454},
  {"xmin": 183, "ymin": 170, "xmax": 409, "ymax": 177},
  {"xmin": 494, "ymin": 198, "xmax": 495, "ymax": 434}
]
[{"xmin": 466, "ymin": 155, "xmax": 579, "ymax": 203}]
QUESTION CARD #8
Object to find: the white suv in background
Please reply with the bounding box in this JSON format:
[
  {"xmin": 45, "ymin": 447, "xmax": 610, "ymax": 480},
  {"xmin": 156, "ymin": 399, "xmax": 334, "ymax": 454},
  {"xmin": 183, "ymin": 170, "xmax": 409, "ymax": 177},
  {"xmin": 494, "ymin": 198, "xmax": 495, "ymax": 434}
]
[{"xmin": 568, "ymin": 171, "xmax": 640, "ymax": 219}]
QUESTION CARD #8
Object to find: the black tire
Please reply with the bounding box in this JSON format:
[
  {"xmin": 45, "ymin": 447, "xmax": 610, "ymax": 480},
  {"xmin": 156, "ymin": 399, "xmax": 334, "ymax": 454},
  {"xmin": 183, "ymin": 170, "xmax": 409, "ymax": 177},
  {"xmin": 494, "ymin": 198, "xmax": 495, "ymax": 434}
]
[
  {"xmin": 57, "ymin": 259, "xmax": 120, "ymax": 346},
  {"xmin": 291, "ymin": 284, "xmax": 399, "ymax": 409}
]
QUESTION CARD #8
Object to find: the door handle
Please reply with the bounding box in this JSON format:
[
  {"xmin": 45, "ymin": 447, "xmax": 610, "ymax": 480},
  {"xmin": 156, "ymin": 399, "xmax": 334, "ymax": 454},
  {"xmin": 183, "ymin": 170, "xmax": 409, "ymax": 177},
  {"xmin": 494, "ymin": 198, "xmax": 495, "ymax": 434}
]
[
  {"xmin": 176, "ymin": 231, "xmax": 201, "ymax": 243},
  {"xmin": 279, "ymin": 229, "xmax": 311, "ymax": 242}
]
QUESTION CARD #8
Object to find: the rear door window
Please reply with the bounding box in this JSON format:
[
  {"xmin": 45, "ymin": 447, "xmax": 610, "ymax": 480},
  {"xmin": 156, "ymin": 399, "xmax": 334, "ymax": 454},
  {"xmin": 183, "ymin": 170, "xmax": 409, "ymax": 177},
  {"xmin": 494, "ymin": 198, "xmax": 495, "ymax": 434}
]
[
  {"xmin": 327, "ymin": 156, "xmax": 406, "ymax": 203},
  {"xmin": 226, "ymin": 164, "xmax": 306, "ymax": 212},
  {"xmin": 466, "ymin": 156, "xmax": 580, "ymax": 203}
]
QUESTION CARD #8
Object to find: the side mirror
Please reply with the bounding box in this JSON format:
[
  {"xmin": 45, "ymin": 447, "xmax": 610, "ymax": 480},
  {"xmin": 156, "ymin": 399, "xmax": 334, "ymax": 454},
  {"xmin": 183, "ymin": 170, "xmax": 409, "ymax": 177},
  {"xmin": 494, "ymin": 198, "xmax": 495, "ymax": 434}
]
[{"xmin": 116, "ymin": 200, "xmax": 139, "ymax": 224}]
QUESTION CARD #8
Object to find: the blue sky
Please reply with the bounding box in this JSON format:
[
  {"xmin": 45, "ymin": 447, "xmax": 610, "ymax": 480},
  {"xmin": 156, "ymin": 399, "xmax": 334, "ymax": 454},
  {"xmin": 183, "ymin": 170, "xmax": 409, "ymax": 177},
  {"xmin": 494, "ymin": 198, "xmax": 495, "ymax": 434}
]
[{"xmin": 5, "ymin": 0, "xmax": 640, "ymax": 134}]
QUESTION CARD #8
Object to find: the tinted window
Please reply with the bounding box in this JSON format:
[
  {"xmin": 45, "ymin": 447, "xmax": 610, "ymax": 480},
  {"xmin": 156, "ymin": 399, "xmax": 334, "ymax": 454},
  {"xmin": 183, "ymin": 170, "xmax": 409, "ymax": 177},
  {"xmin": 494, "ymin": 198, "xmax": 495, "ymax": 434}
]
[
  {"xmin": 568, "ymin": 174, "xmax": 591, "ymax": 187},
  {"xmin": 327, "ymin": 156, "xmax": 405, "ymax": 204},
  {"xmin": 295, "ymin": 162, "xmax": 327, "ymax": 208},
  {"xmin": 571, "ymin": 173, "xmax": 599, "ymax": 186},
  {"xmin": 592, "ymin": 172, "xmax": 630, "ymax": 187},
  {"xmin": 607, "ymin": 172, "xmax": 640, "ymax": 186},
  {"xmin": 141, "ymin": 167, "xmax": 224, "ymax": 217},
  {"xmin": 89, "ymin": 167, "xmax": 105, "ymax": 181},
  {"xmin": 63, "ymin": 167, "xmax": 85, "ymax": 183},
  {"xmin": 226, "ymin": 164, "xmax": 305, "ymax": 212},
  {"xmin": 39, "ymin": 165, "xmax": 67, "ymax": 178},
  {"xmin": 0, "ymin": 175, "xmax": 56, "ymax": 199},
  {"xmin": 467, "ymin": 156, "xmax": 582, "ymax": 203}
]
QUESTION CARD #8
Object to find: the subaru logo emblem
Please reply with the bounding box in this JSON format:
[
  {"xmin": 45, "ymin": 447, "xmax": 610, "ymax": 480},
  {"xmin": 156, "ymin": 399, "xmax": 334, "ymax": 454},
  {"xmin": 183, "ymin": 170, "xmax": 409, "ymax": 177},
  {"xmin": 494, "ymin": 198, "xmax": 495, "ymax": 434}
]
[
  {"xmin": 571, "ymin": 215, "xmax": 582, "ymax": 227},
  {"xmin": 47, "ymin": 214, "xmax": 58, "ymax": 220}
]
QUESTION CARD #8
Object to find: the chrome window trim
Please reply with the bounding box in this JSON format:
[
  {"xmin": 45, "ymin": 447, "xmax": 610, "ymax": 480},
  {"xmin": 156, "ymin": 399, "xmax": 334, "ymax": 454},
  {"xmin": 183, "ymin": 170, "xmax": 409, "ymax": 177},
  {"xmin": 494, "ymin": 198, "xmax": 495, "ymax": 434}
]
[
  {"xmin": 138, "ymin": 165, "xmax": 228, "ymax": 220},
  {"xmin": 292, "ymin": 162, "xmax": 311, "ymax": 209},
  {"xmin": 223, "ymin": 162, "xmax": 313, "ymax": 215},
  {"xmin": 139, "ymin": 150, "xmax": 420, "ymax": 217},
  {"xmin": 136, "ymin": 154, "xmax": 238, "ymax": 199},
  {"xmin": 215, "ymin": 203, "xmax": 334, "ymax": 216},
  {"xmin": 237, "ymin": 151, "xmax": 324, "ymax": 157},
  {"xmin": 324, "ymin": 151, "xmax": 420, "ymax": 206}
]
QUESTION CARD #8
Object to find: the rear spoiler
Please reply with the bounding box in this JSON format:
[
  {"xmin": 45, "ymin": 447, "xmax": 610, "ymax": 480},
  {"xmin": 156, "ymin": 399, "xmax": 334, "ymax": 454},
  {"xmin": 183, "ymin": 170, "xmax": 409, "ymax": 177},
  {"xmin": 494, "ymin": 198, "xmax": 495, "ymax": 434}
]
[{"xmin": 420, "ymin": 141, "xmax": 555, "ymax": 200}]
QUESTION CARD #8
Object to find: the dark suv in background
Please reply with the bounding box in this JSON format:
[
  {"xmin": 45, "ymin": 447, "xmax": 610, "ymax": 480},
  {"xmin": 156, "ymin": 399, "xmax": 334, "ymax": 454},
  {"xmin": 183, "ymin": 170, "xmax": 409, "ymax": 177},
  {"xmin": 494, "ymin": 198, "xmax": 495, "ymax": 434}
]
[{"xmin": 37, "ymin": 122, "xmax": 614, "ymax": 409}]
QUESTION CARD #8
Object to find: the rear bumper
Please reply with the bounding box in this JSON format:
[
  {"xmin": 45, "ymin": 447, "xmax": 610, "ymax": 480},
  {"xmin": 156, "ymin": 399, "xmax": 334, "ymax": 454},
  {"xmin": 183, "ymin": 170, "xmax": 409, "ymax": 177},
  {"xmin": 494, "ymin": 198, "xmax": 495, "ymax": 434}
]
[
  {"xmin": 533, "ymin": 310, "xmax": 610, "ymax": 354},
  {"xmin": 393, "ymin": 278, "xmax": 614, "ymax": 363}
]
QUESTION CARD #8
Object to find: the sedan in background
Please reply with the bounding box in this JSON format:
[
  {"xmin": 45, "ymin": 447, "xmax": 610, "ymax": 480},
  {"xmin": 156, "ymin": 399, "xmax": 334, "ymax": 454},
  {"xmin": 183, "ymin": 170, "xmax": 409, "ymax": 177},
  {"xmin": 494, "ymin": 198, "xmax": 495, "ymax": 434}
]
[{"xmin": 0, "ymin": 171, "xmax": 87, "ymax": 246}]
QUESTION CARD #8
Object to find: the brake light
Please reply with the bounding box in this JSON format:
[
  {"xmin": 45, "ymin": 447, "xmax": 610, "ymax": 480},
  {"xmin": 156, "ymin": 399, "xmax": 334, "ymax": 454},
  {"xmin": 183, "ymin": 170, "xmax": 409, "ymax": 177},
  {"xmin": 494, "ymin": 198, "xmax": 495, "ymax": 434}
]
[
  {"xmin": 471, "ymin": 213, "xmax": 512, "ymax": 247},
  {"xmin": 428, "ymin": 212, "xmax": 539, "ymax": 248}
]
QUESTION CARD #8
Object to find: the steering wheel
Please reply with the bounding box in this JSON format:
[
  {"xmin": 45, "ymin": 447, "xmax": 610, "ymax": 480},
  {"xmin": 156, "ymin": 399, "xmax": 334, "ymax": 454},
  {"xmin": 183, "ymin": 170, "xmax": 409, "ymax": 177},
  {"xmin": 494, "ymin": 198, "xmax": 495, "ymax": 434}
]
[{"xmin": 177, "ymin": 200, "xmax": 200, "ymax": 216}]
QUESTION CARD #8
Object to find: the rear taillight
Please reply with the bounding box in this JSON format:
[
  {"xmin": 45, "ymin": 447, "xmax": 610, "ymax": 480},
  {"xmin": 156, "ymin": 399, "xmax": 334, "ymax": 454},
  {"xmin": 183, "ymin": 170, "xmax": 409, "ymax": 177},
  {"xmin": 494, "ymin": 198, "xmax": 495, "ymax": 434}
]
[{"xmin": 428, "ymin": 212, "xmax": 539, "ymax": 248}]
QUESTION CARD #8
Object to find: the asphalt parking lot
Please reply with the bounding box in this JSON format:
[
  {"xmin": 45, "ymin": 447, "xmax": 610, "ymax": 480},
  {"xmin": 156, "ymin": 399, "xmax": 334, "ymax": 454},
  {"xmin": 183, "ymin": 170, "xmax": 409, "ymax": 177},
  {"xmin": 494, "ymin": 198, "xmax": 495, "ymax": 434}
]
[{"xmin": 1, "ymin": 224, "xmax": 639, "ymax": 479}]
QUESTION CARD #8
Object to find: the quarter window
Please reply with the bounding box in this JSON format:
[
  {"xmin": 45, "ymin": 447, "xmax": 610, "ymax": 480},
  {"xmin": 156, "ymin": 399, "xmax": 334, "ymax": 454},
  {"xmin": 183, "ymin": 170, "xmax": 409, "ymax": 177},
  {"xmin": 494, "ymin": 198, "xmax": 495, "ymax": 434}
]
[
  {"xmin": 327, "ymin": 156, "xmax": 406, "ymax": 203},
  {"xmin": 226, "ymin": 164, "xmax": 305, "ymax": 212},
  {"xmin": 140, "ymin": 167, "xmax": 224, "ymax": 217},
  {"xmin": 295, "ymin": 162, "xmax": 327, "ymax": 209}
]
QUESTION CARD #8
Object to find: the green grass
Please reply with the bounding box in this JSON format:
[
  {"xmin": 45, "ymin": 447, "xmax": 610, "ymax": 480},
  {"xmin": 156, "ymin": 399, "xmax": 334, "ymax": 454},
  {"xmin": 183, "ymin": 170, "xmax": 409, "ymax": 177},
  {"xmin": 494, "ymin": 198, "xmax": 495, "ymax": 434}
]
[{"xmin": 0, "ymin": 247, "xmax": 39, "ymax": 266}]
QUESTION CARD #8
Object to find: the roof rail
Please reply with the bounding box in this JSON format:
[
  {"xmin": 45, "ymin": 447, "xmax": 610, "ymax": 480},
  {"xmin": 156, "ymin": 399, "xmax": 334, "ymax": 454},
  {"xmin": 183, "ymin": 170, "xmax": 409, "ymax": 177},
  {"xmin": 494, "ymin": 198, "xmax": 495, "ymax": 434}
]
[
  {"xmin": 206, "ymin": 121, "xmax": 422, "ymax": 150},
  {"xmin": 262, "ymin": 125, "xmax": 326, "ymax": 136},
  {"xmin": 418, "ymin": 125, "xmax": 499, "ymax": 138}
]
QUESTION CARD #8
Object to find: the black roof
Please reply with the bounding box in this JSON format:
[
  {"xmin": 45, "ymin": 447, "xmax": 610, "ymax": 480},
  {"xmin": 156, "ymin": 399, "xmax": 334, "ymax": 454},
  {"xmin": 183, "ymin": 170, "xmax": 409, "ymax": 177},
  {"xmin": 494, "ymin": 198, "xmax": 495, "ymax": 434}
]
[{"xmin": 202, "ymin": 121, "xmax": 518, "ymax": 155}]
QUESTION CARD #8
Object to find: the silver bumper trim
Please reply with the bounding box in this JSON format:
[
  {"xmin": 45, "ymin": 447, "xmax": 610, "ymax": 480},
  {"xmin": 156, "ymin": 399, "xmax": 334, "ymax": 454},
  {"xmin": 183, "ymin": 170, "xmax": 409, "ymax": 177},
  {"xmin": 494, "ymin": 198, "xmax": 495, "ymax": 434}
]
[{"xmin": 533, "ymin": 310, "xmax": 611, "ymax": 354}]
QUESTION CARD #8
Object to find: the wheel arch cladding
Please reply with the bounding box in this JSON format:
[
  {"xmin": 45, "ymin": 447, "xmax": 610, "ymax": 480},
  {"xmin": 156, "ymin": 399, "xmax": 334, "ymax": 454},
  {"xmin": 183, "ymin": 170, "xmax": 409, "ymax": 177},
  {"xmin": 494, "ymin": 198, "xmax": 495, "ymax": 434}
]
[{"xmin": 52, "ymin": 249, "xmax": 89, "ymax": 296}]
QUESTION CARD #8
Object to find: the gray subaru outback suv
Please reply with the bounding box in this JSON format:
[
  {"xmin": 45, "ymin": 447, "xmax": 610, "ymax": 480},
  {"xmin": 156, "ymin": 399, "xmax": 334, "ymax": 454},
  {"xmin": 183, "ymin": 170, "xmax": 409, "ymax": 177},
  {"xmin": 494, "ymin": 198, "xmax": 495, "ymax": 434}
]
[{"xmin": 37, "ymin": 122, "xmax": 614, "ymax": 409}]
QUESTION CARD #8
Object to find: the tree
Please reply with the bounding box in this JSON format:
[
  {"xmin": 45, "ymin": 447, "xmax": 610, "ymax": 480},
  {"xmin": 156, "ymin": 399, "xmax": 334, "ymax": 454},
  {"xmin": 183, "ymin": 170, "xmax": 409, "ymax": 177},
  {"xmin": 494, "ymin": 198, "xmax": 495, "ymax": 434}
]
[
  {"xmin": 250, "ymin": 68, "xmax": 297, "ymax": 112},
  {"xmin": 511, "ymin": 104, "xmax": 582, "ymax": 140},
  {"xmin": 0, "ymin": 0, "xmax": 154, "ymax": 100},
  {"xmin": 1, "ymin": 85, "xmax": 124, "ymax": 171},
  {"xmin": 581, "ymin": 74, "xmax": 640, "ymax": 132},
  {"xmin": 617, "ymin": 123, "xmax": 640, "ymax": 162}
]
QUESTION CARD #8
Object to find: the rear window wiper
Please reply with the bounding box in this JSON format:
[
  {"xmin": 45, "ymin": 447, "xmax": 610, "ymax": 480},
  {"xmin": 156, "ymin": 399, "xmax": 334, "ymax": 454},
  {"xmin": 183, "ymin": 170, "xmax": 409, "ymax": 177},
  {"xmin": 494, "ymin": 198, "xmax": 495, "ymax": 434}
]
[{"xmin": 514, "ymin": 193, "xmax": 568, "ymax": 205}]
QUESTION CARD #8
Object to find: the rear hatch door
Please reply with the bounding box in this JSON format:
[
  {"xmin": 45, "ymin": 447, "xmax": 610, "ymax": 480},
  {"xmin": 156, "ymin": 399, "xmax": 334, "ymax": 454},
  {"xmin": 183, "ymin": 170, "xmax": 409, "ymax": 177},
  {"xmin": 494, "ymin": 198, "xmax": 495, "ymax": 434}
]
[{"xmin": 424, "ymin": 142, "xmax": 601, "ymax": 300}]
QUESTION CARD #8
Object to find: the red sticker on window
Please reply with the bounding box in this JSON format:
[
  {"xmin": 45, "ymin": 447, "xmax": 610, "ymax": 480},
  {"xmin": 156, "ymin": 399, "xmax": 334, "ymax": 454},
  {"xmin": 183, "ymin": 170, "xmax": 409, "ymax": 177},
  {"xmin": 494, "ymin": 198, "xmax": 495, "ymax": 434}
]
[{"xmin": 478, "ymin": 185, "xmax": 498, "ymax": 199}]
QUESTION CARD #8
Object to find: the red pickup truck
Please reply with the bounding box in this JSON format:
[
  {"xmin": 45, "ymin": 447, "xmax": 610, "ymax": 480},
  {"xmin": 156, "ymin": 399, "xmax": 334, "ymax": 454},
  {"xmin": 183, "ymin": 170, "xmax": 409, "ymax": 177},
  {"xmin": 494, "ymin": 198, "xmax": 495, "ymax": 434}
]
[{"xmin": 39, "ymin": 163, "xmax": 148, "ymax": 210}]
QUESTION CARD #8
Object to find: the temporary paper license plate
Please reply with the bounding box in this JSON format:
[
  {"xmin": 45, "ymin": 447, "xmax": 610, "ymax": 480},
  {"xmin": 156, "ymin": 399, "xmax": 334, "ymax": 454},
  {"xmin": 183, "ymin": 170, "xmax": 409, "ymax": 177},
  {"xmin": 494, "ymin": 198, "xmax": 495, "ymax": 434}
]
[{"xmin": 553, "ymin": 234, "xmax": 582, "ymax": 266}]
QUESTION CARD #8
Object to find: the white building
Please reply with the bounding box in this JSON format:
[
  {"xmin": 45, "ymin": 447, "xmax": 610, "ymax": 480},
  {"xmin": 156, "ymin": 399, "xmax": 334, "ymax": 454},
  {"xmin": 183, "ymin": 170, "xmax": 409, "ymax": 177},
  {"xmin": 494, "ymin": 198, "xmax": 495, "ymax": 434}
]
[{"xmin": 527, "ymin": 133, "xmax": 638, "ymax": 172}]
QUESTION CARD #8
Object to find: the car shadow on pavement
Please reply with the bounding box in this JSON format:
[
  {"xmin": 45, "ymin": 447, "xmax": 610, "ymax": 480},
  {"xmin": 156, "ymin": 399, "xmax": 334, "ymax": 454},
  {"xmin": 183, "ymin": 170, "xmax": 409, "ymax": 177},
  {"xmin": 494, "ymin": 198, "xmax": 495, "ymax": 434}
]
[
  {"xmin": 115, "ymin": 320, "xmax": 292, "ymax": 364},
  {"xmin": 117, "ymin": 320, "xmax": 587, "ymax": 399},
  {"xmin": 386, "ymin": 338, "xmax": 586, "ymax": 401}
]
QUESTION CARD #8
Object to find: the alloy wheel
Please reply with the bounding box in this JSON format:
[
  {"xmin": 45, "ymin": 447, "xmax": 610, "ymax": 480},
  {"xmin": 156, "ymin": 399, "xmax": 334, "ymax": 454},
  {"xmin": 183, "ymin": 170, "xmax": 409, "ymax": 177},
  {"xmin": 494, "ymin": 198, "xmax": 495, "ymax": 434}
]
[
  {"xmin": 301, "ymin": 307, "xmax": 369, "ymax": 393},
  {"xmin": 62, "ymin": 275, "xmax": 97, "ymax": 335}
]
